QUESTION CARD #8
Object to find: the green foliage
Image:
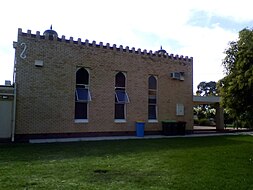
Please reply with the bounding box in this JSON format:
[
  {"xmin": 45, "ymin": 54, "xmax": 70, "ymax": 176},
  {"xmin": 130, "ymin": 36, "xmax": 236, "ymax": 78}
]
[
  {"xmin": 193, "ymin": 106, "xmax": 206, "ymax": 119},
  {"xmin": 1, "ymin": 136, "xmax": 253, "ymax": 189},
  {"xmin": 198, "ymin": 118, "xmax": 212, "ymax": 126},
  {"xmin": 193, "ymin": 118, "xmax": 199, "ymax": 125},
  {"xmin": 194, "ymin": 81, "xmax": 218, "ymax": 122},
  {"xmin": 194, "ymin": 106, "xmax": 216, "ymax": 120},
  {"xmin": 224, "ymin": 108, "xmax": 234, "ymax": 125},
  {"xmin": 196, "ymin": 81, "xmax": 218, "ymax": 96},
  {"xmin": 219, "ymin": 28, "xmax": 253, "ymax": 128},
  {"xmin": 198, "ymin": 118, "xmax": 208, "ymax": 126}
]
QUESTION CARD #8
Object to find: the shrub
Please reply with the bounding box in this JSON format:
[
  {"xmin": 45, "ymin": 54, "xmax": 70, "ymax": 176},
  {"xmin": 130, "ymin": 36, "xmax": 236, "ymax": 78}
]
[
  {"xmin": 194, "ymin": 119, "xmax": 199, "ymax": 125},
  {"xmin": 198, "ymin": 118, "xmax": 211, "ymax": 126}
]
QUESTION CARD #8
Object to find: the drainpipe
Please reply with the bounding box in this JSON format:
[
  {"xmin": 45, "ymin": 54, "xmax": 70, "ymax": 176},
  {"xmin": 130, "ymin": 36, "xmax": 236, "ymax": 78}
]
[{"xmin": 11, "ymin": 83, "xmax": 17, "ymax": 142}]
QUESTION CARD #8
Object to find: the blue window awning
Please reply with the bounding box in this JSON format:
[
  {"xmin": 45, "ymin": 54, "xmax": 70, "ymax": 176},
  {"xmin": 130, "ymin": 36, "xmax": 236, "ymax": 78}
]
[
  {"xmin": 115, "ymin": 90, "xmax": 129, "ymax": 103},
  {"xmin": 76, "ymin": 88, "xmax": 91, "ymax": 102}
]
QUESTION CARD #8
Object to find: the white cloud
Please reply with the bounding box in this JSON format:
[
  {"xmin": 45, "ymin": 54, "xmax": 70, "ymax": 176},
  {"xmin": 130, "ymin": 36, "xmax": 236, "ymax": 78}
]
[
  {"xmin": 0, "ymin": 50, "xmax": 14, "ymax": 83},
  {"xmin": 174, "ymin": 25, "xmax": 237, "ymax": 89},
  {"xmin": 186, "ymin": 0, "xmax": 253, "ymax": 22},
  {"xmin": 0, "ymin": 0, "xmax": 251, "ymax": 89}
]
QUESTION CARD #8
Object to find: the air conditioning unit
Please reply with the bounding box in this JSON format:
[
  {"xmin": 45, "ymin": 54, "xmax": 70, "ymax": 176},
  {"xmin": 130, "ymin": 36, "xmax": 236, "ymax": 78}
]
[
  {"xmin": 170, "ymin": 72, "xmax": 184, "ymax": 81},
  {"xmin": 5, "ymin": 80, "xmax": 11, "ymax": 86}
]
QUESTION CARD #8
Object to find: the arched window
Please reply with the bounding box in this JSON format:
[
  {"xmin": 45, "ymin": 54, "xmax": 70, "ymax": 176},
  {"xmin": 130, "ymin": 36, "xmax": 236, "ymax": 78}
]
[
  {"xmin": 75, "ymin": 68, "xmax": 91, "ymax": 121},
  {"xmin": 76, "ymin": 68, "xmax": 89, "ymax": 85},
  {"xmin": 148, "ymin": 75, "xmax": 157, "ymax": 120},
  {"xmin": 115, "ymin": 72, "xmax": 126, "ymax": 88},
  {"xmin": 149, "ymin": 75, "xmax": 157, "ymax": 90},
  {"xmin": 115, "ymin": 72, "xmax": 129, "ymax": 120}
]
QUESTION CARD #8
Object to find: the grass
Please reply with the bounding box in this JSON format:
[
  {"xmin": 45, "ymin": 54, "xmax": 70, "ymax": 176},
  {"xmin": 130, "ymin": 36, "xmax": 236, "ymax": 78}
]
[{"xmin": 0, "ymin": 135, "xmax": 253, "ymax": 190}]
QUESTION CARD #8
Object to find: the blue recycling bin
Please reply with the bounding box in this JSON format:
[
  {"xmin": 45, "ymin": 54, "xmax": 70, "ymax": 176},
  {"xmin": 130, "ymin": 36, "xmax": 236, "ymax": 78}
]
[{"xmin": 136, "ymin": 121, "xmax": 145, "ymax": 137}]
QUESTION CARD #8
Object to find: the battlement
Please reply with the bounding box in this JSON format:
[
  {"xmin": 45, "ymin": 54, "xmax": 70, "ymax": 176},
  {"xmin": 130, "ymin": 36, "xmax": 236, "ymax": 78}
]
[{"xmin": 18, "ymin": 28, "xmax": 193, "ymax": 62}]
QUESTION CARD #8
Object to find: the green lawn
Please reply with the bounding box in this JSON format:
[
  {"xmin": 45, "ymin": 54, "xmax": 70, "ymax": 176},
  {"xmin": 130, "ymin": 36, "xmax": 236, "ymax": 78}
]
[{"xmin": 0, "ymin": 135, "xmax": 253, "ymax": 190}]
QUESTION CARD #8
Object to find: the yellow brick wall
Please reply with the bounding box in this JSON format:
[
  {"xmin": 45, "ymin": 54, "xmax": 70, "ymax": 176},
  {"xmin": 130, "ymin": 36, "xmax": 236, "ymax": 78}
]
[{"xmin": 14, "ymin": 29, "xmax": 193, "ymax": 136}]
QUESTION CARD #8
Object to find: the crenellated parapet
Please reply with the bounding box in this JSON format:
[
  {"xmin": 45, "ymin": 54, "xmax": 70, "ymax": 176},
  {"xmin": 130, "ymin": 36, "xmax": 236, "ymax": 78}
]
[{"xmin": 18, "ymin": 28, "xmax": 193, "ymax": 62}]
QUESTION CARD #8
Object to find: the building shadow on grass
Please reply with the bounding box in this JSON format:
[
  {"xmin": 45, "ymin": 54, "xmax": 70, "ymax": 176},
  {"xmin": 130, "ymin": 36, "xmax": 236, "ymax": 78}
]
[{"xmin": 0, "ymin": 135, "xmax": 252, "ymax": 163}]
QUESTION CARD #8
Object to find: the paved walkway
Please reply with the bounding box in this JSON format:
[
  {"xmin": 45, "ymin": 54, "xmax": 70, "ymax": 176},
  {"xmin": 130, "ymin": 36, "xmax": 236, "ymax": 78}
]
[
  {"xmin": 29, "ymin": 131, "xmax": 253, "ymax": 144},
  {"xmin": 194, "ymin": 126, "xmax": 249, "ymax": 130}
]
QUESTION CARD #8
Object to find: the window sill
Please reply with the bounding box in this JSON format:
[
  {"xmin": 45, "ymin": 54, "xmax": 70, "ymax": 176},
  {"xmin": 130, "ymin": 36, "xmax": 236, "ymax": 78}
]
[
  {"xmin": 75, "ymin": 119, "xmax": 88, "ymax": 123},
  {"xmin": 148, "ymin": 119, "xmax": 158, "ymax": 123},
  {"xmin": 114, "ymin": 119, "xmax": 126, "ymax": 123}
]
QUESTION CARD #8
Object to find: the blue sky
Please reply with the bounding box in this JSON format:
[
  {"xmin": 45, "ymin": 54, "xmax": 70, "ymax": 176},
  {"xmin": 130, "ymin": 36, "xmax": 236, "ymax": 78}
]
[
  {"xmin": 0, "ymin": 0, "xmax": 252, "ymax": 92},
  {"xmin": 188, "ymin": 10, "xmax": 252, "ymax": 31}
]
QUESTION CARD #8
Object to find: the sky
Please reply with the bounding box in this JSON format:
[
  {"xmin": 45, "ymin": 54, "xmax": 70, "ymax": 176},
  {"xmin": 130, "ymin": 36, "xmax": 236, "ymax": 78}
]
[{"xmin": 0, "ymin": 0, "xmax": 252, "ymax": 92}]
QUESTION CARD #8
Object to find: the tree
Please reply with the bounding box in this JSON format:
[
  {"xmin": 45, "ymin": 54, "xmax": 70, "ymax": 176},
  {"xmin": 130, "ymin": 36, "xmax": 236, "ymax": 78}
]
[
  {"xmin": 219, "ymin": 28, "xmax": 253, "ymax": 128},
  {"xmin": 196, "ymin": 81, "xmax": 218, "ymax": 96},
  {"xmin": 194, "ymin": 81, "xmax": 217, "ymax": 123}
]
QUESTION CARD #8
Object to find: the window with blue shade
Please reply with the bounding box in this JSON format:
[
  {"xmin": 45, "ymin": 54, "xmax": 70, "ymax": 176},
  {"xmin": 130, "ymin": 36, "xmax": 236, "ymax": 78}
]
[
  {"xmin": 76, "ymin": 88, "xmax": 91, "ymax": 102},
  {"xmin": 115, "ymin": 72, "xmax": 129, "ymax": 120},
  {"xmin": 75, "ymin": 68, "xmax": 91, "ymax": 120},
  {"xmin": 115, "ymin": 90, "xmax": 129, "ymax": 103}
]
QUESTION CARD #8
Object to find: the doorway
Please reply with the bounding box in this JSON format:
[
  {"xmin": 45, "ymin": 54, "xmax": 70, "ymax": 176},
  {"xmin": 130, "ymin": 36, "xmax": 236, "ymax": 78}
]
[{"xmin": 0, "ymin": 100, "xmax": 13, "ymax": 139}]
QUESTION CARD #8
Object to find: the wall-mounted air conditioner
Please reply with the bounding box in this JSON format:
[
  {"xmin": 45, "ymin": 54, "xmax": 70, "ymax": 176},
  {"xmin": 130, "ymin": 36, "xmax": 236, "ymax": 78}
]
[
  {"xmin": 170, "ymin": 72, "xmax": 184, "ymax": 81},
  {"xmin": 5, "ymin": 80, "xmax": 11, "ymax": 86}
]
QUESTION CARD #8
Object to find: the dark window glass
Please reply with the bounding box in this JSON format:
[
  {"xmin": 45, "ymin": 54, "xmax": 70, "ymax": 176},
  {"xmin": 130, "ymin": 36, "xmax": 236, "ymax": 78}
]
[
  {"xmin": 75, "ymin": 68, "xmax": 90, "ymax": 120},
  {"xmin": 75, "ymin": 102, "xmax": 87, "ymax": 119},
  {"xmin": 148, "ymin": 105, "xmax": 157, "ymax": 119},
  {"xmin": 149, "ymin": 76, "xmax": 157, "ymax": 90},
  {"xmin": 115, "ymin": 72, "xmax": 128, "ymax": 120},
  {"xmin": 148, "ymin": 96, "xmax": 157, "ymax": 104},
  {"xmin": 115, "ymin": 104, "xmax": 125, "ymax": 119},
  {"xmin": 76, "ymin": 68, "xmax": 89, "ymax": 85},
  {"xmin": 115, "ymin": 72, "xmax": 125, "ymax": 87},
  {"xmin": 148, "ymin": 75, "xmax": 157, "ymax": 120}
]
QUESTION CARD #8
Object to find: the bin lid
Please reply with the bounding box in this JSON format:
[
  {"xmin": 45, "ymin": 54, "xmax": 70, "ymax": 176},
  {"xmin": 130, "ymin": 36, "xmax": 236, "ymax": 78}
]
[{"xmin": 136, "ymin": 121, "xmax": 145, "ymax": 123}]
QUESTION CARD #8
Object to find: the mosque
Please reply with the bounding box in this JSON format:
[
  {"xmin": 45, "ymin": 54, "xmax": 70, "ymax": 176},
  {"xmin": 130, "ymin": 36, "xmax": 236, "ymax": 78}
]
[{"xmin": 0, "ymin": 27, "xmax": 194, "ymax": 141}]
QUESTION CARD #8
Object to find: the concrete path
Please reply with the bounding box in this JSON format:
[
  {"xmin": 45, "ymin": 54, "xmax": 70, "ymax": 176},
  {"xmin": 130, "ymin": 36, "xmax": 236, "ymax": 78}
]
[
  {"xmin": 29, "ymin": 131, "xmax": 253, "ymax": 144},
  {"xmin": 194, "ymin": 126, "xmax": 249, "ymax": 130}
]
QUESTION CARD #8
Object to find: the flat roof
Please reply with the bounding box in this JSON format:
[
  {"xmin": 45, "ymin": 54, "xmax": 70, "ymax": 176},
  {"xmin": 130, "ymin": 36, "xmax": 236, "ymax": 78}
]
[{"xmin": 193, "ymin": 95, "xmax": 220, "ymax": 104}]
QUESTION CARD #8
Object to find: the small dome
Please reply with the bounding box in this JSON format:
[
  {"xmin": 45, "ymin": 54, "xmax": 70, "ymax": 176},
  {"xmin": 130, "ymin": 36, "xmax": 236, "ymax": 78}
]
[
  {"xmin": 158, "ymin": 49, "xmax": 167, "ymax": 54},
  {"xmin": 43, "ymin": 25, "xmax": 58, "ymax": 37},
  {"xmin": 157, "ymin": 46, "xmax": 167, "ymax": 54},
  {"xmin": 157, "ymin": 46, "xmax": 167, "ymax": 55}
]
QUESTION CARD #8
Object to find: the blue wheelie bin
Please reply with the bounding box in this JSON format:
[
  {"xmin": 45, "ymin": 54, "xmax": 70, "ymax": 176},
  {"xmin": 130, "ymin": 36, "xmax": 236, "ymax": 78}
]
[{"xmin": 136, "ymin": 121, "xmax": 145, "ymax": 137}]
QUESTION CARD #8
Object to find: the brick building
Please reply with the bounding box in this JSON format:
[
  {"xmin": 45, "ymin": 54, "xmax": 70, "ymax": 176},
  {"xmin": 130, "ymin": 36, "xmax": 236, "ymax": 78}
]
[{"xmin": 13, "ymin": 28, "xmax": 193, "ymax": 140}]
